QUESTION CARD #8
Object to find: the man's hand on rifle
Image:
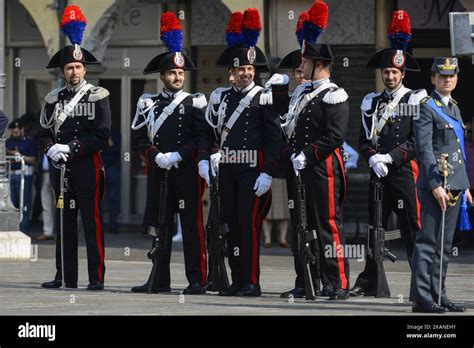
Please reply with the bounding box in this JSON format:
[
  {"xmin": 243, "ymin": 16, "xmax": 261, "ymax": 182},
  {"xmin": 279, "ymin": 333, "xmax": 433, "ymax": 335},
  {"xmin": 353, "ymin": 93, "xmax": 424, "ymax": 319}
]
[
  {"xmin": 198, "ymin": 160, "xmax": 210, "ymax": 185},
  {"xmin": 291, "ymin": 152, "xmax": 307, "ymax": 171},
  {"xmin": 210, "ymin": 152, "xmax": 222, "ymax": 176},
  {"xmin": 369, "ymin": 153, "xmax": 392, "ymax": 178},
  {"xmin": 432, "ymin": 186, "xmax": 450, "ymax": 211}
]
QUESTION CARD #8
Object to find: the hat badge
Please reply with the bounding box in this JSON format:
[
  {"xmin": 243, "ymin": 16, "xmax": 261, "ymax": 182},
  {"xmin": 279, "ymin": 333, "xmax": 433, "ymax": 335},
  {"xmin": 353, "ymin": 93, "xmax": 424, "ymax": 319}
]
[
  {"xmin": 173, "ymin": 52, "xmax": 185, "ymax": 68},
  {"xmin": 392, "ymin": 50, "xmax": 405, "ymax": 68},
  {"xmin": 73, "ymin": 44, "xmax": 83, "ymax": 61},
  {"xmin": 247, "ymin": 47, "xmax": 256, "ymax": 64}
]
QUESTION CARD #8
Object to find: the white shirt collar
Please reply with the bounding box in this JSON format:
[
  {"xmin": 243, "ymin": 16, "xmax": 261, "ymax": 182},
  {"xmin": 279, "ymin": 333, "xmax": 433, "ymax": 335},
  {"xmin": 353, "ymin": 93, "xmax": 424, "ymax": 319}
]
[
  {"xmin": 161, "ymin": 87, "xmax": 183, "ymax": 99},
  {"xmin": 435, "ymin": 90, "xmax": 451, "ymax": 107},
  {"xmin": 232, "ymin": 81, "xmax": 255, "ymax": 94},
  {"xmin": 67, "ymin": 79, "xmax": 87, "ymax": 93},
  {"xmin": 312, "ymin": 78, "xmax": 330, "ymax": 89},
  {"xmin": 384, "ymin": 83, "xmax": 404, "ymax": 99}
]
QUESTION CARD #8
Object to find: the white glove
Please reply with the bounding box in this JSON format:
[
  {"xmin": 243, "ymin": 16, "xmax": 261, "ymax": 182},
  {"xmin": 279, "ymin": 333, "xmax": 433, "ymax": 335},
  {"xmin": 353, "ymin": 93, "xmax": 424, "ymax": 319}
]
[
  {"xmin": 292, "ymin": 152, "xmax": 307, "ymax": 171},
  {"xmin": 51, "ymin": 152, "xmax": 68, "ymax": 163},
  {"xmin": 157, "ymin": 152, "xmax": 181, "ymax": 169},
  {"xmin": 253, "ymin": 173, "xmax": 272, "ymax": 197},
  {"xmin": 46, "ymin": 144, "xmax": 71, "ymax": 158},
  {"xmin": 372, "ymin": 162, "xmax": 389, "ymax": 178},
  {"xmin": 368, "ymin": 153, "xmax": 393, "ymax": 167},
  {"xmin": 210, "ymin": 152, "xmax": 222, "ymax": 176},
  {"xmin": 198, "ymin": 160, "xmax": 210, "ymax": 185},
  {"xmin": 265, "ymin": 73, "xmax": 289, "ymax": 88}
]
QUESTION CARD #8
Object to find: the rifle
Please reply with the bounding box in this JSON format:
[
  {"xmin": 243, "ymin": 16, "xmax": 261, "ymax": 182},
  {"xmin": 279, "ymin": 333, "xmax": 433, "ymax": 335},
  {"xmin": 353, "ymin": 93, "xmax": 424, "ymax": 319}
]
[
  {"xmin": 206, "ymin": 165, "xmax": 230, "ymax": 291},
  {"xmin": 146, "ymin": 170, "xmax": 170, "ymax": 294},
  {"xmin": 295, "ymin": 170, "xmax": 317, "ymax": 300},
  {"xmin": 367, "ymin": 176, "xmax": 397, "ymax": 297}
]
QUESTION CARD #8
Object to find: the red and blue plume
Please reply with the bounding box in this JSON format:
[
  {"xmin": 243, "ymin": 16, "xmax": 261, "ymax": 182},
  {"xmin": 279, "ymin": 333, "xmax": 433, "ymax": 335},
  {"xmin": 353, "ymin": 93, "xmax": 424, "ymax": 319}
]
[
  {"xmin": 303, "ymin": 0, "xmax": 328, "ymax": 45},
  {"xmin": 160, "ymin": 12, "xmax": 183, "ymax": 53},
  {"xmin": 225, "ymin": 12, "xmax": 244, "ymax": 47},
  {"xmin": 60, "ymin": 5, "xmax": 87, "ymax": 45},
  {"xmin": 388, "ymin": 10, "xmax": 412, "ymax": 51},
  {"xmin": 296, "ymin": 11, "xmax": 309, "ymax": 47},
  {"xmin": 241, "ymin": 8, "xmax": 262, "ymax": 47}
]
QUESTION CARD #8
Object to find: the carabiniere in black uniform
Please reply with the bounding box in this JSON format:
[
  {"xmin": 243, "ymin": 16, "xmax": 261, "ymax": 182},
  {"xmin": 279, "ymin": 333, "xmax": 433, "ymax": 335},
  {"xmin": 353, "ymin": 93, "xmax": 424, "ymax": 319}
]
[
  {"xmin": 200, "ymin": 9, "xmax": 281, "ymax": 296},
  {"xmin": 351, "ymin": 10, "xmax": 425, "ymax": 298},
  {"xmin": 131, "ymin": 13, "xmax": 211, "ymax": 295},
  {"xmin": 39, "ymin": 39, "xmax": 111, "ymax": 290},
  {"xmin": 281, "ymin": 22, "xmax": 351, "ymax": 299}
]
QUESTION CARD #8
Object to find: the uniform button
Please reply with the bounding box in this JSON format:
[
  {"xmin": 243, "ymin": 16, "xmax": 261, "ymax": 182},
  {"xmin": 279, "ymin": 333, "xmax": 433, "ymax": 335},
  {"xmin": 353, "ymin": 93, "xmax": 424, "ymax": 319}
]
[
  {"xmin": 397, "ymin": 119, "xmax": 401, "ymax": 122},
  {"xmin": 305, "ymin": 143, "xmax": 308, "ymax": 146},
  {"xmin": 246, "ymin": 114, "xmax": 249, "ymax": 116},
  {"xmin": 57, "ymin": 130, "xmax": 61, "ymax": 133},
  {"xmin": 305, "ymin": 126, "xmax": 309, "ymax": 129},
  {"xmin": 74, "ymin": 136, "xmax": 77, "ymax": 139},
  {"xmin": 306, "ymin": 118, "xmax": 310, "ymax": 121},
  {"xmin": 396, "ymin": 134, "xmax": 399, "ymax": 137},
  {"xmin": 178, "ymin": 133, "xmax": 181, "ymax": 136},
  {"xmin": 308, "ymin": 110, "xmax": 311, "ymax": 113},
  {"xmin": 457, "ymin": 139, "xmax": 460, "ymax": 143},
  {"xmin": 179, "ymin": 117, "xmax": 182, "ymax": 120},
  {"xmin": 244, "ymin": 130, "xmax": 247, "ymax": 133},
  {"xmin": 396, "ymin": 142, "xmax": 400, "ymax": 145},
  {"xmin": 76, "ymin": 122, "xmax": 79, "ymax": 125},
  {"xmin": 243, "ymin": 146, "xmax": 246, "ymax": 149},
  {"xmin": 244, "ymin": 138, "xmax": 247, "ymax": 141},
  {"xmin": 458, "ymin": 149, "xmax": 461, "ymax": 153},
  {"xmin": 311, "ymin": 102, "xmax": 314, "ymax": 105},
  {"xmin": 179, "ymin": 125, "xmax": 182, "ymax": 128},
  {"xmin": 74, "ymin": 129, "xmax": 78, "ymax": 132},
  {"xmin": 177, "ymin": 141, "xmax": 181, "ymax": 144},
  {"xmin": 459, "ymin": 160, "xmax": 462, "ymax": 164},
  {"xmin": 396, "ymin": 127, "xmax": 399, "ymax": 130},
  {"xmin": 445, "ymin": 125, "xmax": 449, "ymax": 128},
  {"xmin": 305, "ymin": 135, "xmax": 309, "ymax": 138}
]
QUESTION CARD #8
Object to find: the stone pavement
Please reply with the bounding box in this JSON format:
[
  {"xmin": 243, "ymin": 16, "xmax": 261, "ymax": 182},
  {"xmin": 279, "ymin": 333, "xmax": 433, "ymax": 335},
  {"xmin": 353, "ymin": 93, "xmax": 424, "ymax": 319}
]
[{"xmin": 0, "ymin": 233, "xmax": 472, "ymax": 316}]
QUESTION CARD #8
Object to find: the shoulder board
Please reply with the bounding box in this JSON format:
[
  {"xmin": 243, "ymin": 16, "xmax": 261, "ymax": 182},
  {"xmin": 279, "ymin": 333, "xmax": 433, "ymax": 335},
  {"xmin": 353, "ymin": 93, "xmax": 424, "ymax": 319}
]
[
  {"xmin": 137, "ymin": 93, "xmax": 159, "ymax": 109},
  {"xmin": 88, "ymin": 86, "xmax": 110, "ymax": 102},
  {"xmin": 259, "ymin": 88, "xmax": 273, "ymax": 105},
  {"xmin": 451, "ymin": 98, "xmax": 458, "ymax": 105},
  {"xmin": 420, "ymin": 96, "xmax": 431, "ymax": 104},
  {"xmin": 408, "ymin": 89, "xmax": 428, "ymax": 105},
  {"xmin": 210, "ymin": 87, "xmax": 231, "ymax": 106},
  {"xmin": 360, "ymin": 92, "xmax": 380, "ymax": 111},
  {"xmin": 191, "ymin": 93, "xmax": 207, "ymax": 109},
  {"xmin": 44, "ymin": 86, "xmax": 66, "ymax": 104},
  {"xmin": 323, "ymin": 87, "xmax": 348, "ymax": 105}
]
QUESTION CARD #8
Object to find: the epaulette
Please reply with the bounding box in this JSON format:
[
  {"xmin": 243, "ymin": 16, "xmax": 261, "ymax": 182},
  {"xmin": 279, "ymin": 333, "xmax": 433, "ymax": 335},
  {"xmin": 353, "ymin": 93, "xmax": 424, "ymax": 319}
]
[
  {"xmin": 259, "ymin": 88, "xmax": 273, "ymax": 105},
  {"xmin": 408, "ymin": 89, "xmax": 428, "ymax": 105},
  {"xmin": 323, "ymin": 87, "xmax": 349, "ymax": 105},
  {"xmin": 360, "ymin": 92, "xmax": 380, "ymax": 111},
  {"xmin": 210, "ymin": 87, "xmax": 231, "ymax": 106},
  {"xmin": 44, "ymin": 86, "xmax": 66, "ymax": 104},
  {"xmin": 420, "ymin": 96, "xmax": 431, "ymax": 104},
  {"xmin": 191, "ymin": 93, "xmax": 207, "ymax": 109},
  {"xmin": 88, "ymin": 86, "xmax": 110, "ymax": 102},
  {"xmin": 451, "ymin": 98, "xmax": 458, "ymax": 105}
]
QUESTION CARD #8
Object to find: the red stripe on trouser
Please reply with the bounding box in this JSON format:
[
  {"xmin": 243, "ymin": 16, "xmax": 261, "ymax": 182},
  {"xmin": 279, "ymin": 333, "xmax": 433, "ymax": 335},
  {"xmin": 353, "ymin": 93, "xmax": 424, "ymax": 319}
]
[
  {"xmin": 251, "ymin": 195, "xmax": 261, "ymax": 284},
  {"xmin": 197, "ymin": 174, "xmax": 207, "ymax": 285},
  {"xmin": 334, "ymin": 148, "xmax": 347, "ymax": 205},
  {"xmin": 409, "ymin": 160, "xmax": 421, "ymax": 229},
  {"xmin": 92, "ymin": 152, "xmax": 105, "ymax": 283},
  {"xmin": 325, "ymin": 154, "xmax": 348, "ymax": 289}
]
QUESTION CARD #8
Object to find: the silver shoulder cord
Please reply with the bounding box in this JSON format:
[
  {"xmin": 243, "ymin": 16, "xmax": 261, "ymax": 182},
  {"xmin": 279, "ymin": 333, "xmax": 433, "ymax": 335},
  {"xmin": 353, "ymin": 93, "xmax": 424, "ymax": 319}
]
[
  {"xmin": 39, "ymin": 103, "xmax": 59, "ymax": 130},
  {"xmin": 131, "ymin": 102, "xmax": 156, "ymax": 131},
  {"xmin": 205, "ymin": 92, "xmax": 228, "ymax": 134},
  {"xmin": 281, "ymin": 84, "xmax": 308, "ymax": 129},
  {"xmin": 361, "ymin": 100, "xmax": 379, "ymax": 141}
]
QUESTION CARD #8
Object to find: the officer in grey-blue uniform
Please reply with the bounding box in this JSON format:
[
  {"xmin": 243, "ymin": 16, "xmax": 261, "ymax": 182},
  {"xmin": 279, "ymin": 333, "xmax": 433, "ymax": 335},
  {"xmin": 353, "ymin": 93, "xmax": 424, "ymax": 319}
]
[{"xmin": 410, "ymin": 57, "xmax": 470, "ymax": 313}]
